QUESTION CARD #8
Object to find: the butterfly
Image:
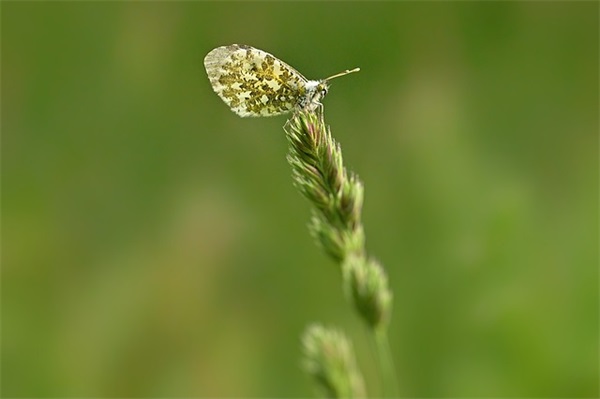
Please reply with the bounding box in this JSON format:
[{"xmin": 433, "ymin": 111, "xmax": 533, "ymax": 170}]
[{"xmin": 204, "ymin": 44, "xmax": 359, "ymax": 117}]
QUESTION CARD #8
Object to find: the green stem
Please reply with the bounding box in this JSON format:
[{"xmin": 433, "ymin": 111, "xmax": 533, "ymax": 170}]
[
  {"xmin": 287, "ymin": 110, "xmax": 398, "ymax": 397},
  {"xmin": 374, "ymin": 328, "xmax": 399, "ymax": 398}
]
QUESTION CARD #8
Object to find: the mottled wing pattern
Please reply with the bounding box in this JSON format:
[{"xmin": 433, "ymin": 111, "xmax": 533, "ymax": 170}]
[{"xmin": 204, "ymin": 44, "xmax": 308, "ymax": 117}]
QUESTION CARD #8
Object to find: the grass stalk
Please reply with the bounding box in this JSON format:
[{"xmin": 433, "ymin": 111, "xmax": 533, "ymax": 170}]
[
  {"xmin": 286, "ymin": 110, "xmax": 398, "ymax": 397},
  {"xmin": 374, "ymin": 328, "xmax": 399, "ymax": 397}
]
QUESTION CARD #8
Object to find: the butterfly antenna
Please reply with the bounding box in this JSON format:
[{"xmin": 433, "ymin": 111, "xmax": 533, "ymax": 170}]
[{"xmin": 325, "ymin": 67, "xmax": 360, "ymax": 82}]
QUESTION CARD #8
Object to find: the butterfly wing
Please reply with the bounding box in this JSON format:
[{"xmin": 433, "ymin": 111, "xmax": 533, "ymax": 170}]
[{"xmin": 204, "ymin": 44, "xmax": 308, "ymax": 117}]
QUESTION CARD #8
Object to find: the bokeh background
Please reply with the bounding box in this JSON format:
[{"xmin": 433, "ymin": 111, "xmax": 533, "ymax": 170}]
[{"xmin": 2, "ymin": 1, "xmax": 598, "ymax": 397}]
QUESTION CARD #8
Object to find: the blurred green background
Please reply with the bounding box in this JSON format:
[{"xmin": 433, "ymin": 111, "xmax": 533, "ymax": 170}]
[{"xmin": 2, "ymin": 1, "xmax": 598, "ymax": 397}]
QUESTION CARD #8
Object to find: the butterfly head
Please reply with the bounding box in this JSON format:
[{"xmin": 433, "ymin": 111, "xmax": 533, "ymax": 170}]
[
  {"xmin": 300, "ymin": 80, "xmax": 328, "ymax": 110},
  {"xmin": 299, "ymin": 67, "xmax": 360, "ymax": 111}
]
